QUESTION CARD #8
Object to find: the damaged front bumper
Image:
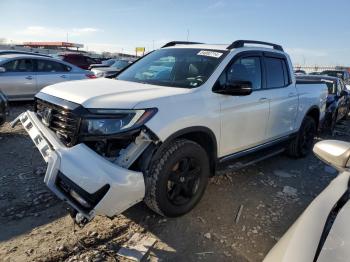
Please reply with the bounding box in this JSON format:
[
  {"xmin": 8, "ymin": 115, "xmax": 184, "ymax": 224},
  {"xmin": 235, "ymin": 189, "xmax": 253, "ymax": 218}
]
[{"xmin": 12, "ymin": 111, "xmax": 145, "ymax": 223}]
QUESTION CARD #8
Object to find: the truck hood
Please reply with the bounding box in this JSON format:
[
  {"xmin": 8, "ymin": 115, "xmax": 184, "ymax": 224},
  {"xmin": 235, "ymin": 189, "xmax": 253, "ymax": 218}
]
[{"xmin": 40, "ymin": 78, "xmax": 191, "ymax": 109}]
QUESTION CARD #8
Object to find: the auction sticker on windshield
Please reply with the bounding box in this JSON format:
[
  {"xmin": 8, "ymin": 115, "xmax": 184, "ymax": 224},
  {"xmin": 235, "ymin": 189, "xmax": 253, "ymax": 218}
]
[{"xmin": 197, "ymin": 50, "xmax": 223, "ymax": 58}]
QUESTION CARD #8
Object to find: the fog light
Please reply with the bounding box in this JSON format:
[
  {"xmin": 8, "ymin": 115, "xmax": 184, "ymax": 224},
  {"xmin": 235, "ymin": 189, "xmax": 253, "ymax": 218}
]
[{"xmin": 69, "ymin": 189, "xmax": 91, "ymax": 208}]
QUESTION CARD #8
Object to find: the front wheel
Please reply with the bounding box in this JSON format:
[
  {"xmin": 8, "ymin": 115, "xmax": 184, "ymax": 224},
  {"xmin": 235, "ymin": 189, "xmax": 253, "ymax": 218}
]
[
  {"xmin": 287, "ymin": 116, "xmax": 316, "ymax": 158},
  {"xmin": 144, "ymin": 139, "xmax": 210, "ymax": 217}
]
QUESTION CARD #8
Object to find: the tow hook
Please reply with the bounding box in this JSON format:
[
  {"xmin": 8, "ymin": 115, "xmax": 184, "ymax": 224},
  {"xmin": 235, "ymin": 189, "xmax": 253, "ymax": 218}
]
[{"xmin": 68, "ymin": 209, "xmax": 90, "ymax": 228}]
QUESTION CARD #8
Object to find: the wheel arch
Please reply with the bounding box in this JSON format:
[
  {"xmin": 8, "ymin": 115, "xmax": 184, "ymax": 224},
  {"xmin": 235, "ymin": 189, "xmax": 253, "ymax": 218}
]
[
  {"xmin": 148, "ymin": 126, "xmax": 218, "ymax": 176},
  {"xmin": 304, "ymin": 105, "xmax": 320, "ymax": 130}
]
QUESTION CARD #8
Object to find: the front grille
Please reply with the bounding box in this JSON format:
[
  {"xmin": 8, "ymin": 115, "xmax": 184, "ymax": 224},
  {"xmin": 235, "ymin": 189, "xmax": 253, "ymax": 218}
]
[{"xmin": 35, "ymin": 99, "xmax": 80, "ymax": 146}]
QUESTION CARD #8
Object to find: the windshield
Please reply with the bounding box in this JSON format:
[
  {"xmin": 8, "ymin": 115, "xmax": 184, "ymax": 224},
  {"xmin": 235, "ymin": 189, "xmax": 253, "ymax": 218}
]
[
  {"xmin": 112, "ymin": 60, "xmax": 130, "ymax": 69},
  {"xmin": 117, "ymin": 48, "xmax": 228, "ymax": 88}
]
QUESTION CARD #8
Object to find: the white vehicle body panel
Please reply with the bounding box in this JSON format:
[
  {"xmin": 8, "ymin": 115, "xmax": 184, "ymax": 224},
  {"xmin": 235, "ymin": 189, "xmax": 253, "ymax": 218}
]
[
  {"xmin": 218, "ymin": 90, "xmax": 270, "ymax": 155},
  {"xmin": 41, "ymin": 78, "xmax": 192, "ymax": 109},
  {"xmin": 318, "ymin": 201, "xmax": 350, "ymax": 261},
  {"xmin": 15, "ymin": 43, "xmax": 329, "ymax": 220},
  {"xmin": 264, "ymin": 171, "xmax": 349, "ymax": 262},
  {"xmin": 265, "ymin": 84, "xmax": 298, "ymax": 139},
  {"xmin": 17, "ymin": 111, "xmax": 145, "ymax": 219},
  {"xmin": 294, "ymin": 83, "xmax": 327, "ymax": 130}
]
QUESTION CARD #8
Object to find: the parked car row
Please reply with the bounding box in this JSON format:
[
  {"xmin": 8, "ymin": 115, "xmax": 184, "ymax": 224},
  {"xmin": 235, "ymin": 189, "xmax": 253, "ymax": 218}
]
[
  {"xmin": 294, "ymin": 68, "xmax": 350, "ymax": 85},
  {"xmin": 91, "ymin": 58, "xmax": 136, "ymax": 78},
  {"xmin": 297, "ymin": 75, "xmax": 350, "ymax": 133},
  {"xmin": 0, "ymin": 49, "xmax": 139, "ymax": 103},
  {"xmin": 0, "ymin": 53, "xmax": 97, "ymax": 101},
  {"xmin": 55, "ymin": 52, "xmax": 100, "ymax": 70}
]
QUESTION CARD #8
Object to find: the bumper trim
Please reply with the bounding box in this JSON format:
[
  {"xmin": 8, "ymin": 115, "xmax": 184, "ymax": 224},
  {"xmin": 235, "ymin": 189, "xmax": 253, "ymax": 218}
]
[{"xmin": 15, "ymin": 110, "xmax": 146, "ymax": 220}]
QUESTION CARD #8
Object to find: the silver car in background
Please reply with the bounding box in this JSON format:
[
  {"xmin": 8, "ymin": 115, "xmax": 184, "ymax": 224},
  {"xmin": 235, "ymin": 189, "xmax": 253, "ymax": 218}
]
[{"xmin": 0, "ymin": 54, "xmax": 96, "ymax": 101}]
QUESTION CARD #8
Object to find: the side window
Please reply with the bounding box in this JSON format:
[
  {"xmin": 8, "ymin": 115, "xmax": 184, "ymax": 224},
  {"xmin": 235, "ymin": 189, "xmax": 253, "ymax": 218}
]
[
  {"xmin": 3, "ymin": 59, "xmax": 34, "ymax": 72},
  {"xmin": 37, "ymin": 60, "xmax": 70, "ymax": 72},
  {"xmin": 265, "ymin": 57, "xmax": 286, "ymax": 88},
  {"xmin": 226, "ymin": 56, "xmax": 262, "ymax": 90}
]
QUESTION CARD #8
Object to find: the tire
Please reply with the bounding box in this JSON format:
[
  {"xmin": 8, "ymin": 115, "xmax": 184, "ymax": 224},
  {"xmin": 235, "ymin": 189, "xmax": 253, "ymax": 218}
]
[
  {"xmin": 144, "ymin": 139, "xmax": 210, "ymax": 217},
  {"xmin": 287, "ymin": 116, "xmax": 316, "ymax": 158}
]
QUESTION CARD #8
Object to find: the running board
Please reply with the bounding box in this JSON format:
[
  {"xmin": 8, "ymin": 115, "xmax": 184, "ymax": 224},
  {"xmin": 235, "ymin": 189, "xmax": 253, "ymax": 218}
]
[{"xmin": 217, "ymin": 146, "xmax": 286, "ymax": 172}]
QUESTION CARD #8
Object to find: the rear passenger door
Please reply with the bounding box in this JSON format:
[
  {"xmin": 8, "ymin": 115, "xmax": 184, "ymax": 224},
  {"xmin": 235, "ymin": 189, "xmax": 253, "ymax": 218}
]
[
  {"xmin": 35, "ymin": 59, "xmax": 71, "ymax": 91},
  {"xmin": 0, "ymin": 59, "xmax": 37, "ymax": 100},
  {"xmin": 263, "ymin": 53, "xmax": 298, "ymax": 140}
]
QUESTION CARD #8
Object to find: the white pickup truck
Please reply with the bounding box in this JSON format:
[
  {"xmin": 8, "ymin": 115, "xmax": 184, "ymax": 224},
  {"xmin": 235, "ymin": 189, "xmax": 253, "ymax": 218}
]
[{"xmin": 13, "ymin": 40, "xmax": 327, "ymax": 225}]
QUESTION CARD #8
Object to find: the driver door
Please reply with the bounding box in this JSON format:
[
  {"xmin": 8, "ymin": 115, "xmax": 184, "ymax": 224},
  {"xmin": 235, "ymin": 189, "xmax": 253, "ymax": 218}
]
[{"xmin": 217, "ymin": 52, "xmax": 270, "ymax": 157}]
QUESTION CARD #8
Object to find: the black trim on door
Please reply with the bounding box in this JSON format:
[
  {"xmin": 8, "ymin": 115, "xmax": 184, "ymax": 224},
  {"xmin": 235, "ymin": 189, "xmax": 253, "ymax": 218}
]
[
  {"xmin": 313, "ymin": 179, "xmax": 350, "ymax": 262},
  {"xmin": 218, "ymin": 133, "xmax": 297, "ymax": 163}
]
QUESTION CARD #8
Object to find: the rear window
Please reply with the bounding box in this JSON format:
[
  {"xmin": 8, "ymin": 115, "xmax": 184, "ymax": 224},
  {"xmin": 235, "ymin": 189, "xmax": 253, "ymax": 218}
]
[{"xmin": 265, "ymin": 57, "xmax": 289, "ymax": 88}]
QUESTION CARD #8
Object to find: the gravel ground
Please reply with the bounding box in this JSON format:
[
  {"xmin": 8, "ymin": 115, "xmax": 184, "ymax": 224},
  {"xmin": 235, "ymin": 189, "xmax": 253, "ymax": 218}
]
[{"xmin": 0, "ymin": 102, "xmax": 349, "ymax": 262}]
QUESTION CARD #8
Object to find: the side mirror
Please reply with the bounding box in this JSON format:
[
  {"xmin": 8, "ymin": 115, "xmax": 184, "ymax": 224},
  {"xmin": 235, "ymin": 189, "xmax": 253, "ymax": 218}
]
[
  {"xmin": 214, "ymin": 80, "xmax": 253, "ymax": 96},
  {"xmin": 0, "ymin": 67, "xmax": 6, "ymax": 73},
  {"xmin": 313, "ymin": 140, "xmax": 350, "ymax": 170}
]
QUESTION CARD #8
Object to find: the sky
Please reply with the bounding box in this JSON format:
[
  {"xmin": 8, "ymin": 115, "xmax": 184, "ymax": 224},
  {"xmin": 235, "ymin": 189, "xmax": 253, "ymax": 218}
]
[{"xmin": 0, "ymin": 0, "xmax": 350, "ymax": 66}]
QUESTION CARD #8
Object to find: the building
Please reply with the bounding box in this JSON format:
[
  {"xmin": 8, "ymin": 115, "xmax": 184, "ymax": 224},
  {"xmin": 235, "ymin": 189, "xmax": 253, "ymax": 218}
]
[{"xmin": 22, "ymin": 41, "xmax": 83, "ymax": 51}]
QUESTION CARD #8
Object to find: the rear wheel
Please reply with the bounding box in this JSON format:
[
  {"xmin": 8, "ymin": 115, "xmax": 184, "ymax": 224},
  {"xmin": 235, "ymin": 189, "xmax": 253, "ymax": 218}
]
[
  {"xmin": 287, "ymin": 116, "xmax": 316, "ymax": 158},
  {"xmin": 144, "ymin": 139, "xmax": 210, "ymax": 217}
]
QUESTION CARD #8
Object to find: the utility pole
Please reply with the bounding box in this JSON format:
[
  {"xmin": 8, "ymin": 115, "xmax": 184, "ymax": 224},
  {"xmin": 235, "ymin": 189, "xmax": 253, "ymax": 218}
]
[
  {"xmin": 186, "ymin": 29, "xmax": 189, "ymax": 41},
  {"xmin": 152, "ymin": 40, "xmax": 155, "ymax": 50},
  {"xmin": 66, "ymin": 32, "xmax": 68, "ymax": 43}
]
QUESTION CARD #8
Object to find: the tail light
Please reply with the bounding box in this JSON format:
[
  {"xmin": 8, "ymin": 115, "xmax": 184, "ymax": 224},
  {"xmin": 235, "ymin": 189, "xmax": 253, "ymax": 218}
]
[{"xmin": 86, "ymin": 73, "xmax": 97, "ymax": 79}]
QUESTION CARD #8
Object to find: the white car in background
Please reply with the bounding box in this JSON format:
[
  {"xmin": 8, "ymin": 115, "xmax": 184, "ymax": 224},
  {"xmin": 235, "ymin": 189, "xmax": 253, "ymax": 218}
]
[
  {"xmin": 265, "ymin": 139, "xmax": 350, "ymax": 262},
  {"xmin": 0, "ymin": 54, "xmax": 96, "ymax": 101}
]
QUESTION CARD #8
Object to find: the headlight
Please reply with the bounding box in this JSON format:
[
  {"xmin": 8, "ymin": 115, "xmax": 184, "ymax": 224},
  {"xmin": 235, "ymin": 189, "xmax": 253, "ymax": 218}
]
[{"xmin": 80, "ymin": 108, "xmax": 157, "ymax": 135}]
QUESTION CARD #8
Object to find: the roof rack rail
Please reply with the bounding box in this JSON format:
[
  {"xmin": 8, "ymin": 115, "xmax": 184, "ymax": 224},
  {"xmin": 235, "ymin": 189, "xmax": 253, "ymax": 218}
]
[
  {"xmin": 227, "ymin": 40, "xmax": 283, "ymax": 51},
  {"xmin": 161, "ymin": 41, "xmax": 204, "ymax": 48}
]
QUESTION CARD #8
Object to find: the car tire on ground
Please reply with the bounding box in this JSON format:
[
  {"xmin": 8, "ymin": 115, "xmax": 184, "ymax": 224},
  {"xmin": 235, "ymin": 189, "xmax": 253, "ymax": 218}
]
[
  {"xmin": 144, "ymin": 139, "xmax": 210, "ymax": 217},
  {"xmin": 287, "ymin": 116, "xmax": 316, "ymax": 158}
]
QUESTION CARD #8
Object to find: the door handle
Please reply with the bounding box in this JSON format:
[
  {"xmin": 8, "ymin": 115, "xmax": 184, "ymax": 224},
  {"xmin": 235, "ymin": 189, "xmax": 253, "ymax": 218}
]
[
  {"xmin": 259, "ymin": 97, "xmax": 268, "ymax": 102},
  {"xmin": 25, "ymin": 76, "xmax": 33, "ymax": 80}
]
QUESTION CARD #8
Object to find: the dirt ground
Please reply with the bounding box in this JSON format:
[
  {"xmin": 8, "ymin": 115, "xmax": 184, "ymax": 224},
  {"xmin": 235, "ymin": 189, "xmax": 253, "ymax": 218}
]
[{"xmin": 0, "ymin": 103, "xmax": 348, "ymax": 262}]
